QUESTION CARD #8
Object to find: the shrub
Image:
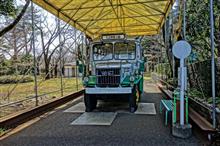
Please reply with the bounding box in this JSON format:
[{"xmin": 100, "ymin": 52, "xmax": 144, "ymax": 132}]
[
  {"xmin": 0, "ymin": 75, "xmax": 33, "ymax": 84},
  {"xmin": 188, "ymin": 88, "xmax": 206, "ymax": 99},
  {"xmin": 0, "ymin": 128, "xmax": 6, "ymax": 136}
]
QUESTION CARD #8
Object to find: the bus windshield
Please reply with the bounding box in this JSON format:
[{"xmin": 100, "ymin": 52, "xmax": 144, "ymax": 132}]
[
  {"xmin": 114, "ymin": 42, "xmax": 135, "ymax": 60},
  {"xmin": 93, "ymin": 43, "xmax": 113, "ymax": 61}
]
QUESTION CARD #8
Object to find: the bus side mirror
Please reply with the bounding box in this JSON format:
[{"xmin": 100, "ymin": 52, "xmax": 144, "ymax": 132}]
[{"xmin": 78, "ymin": 64, "xmax": 84, "ymax": 74}]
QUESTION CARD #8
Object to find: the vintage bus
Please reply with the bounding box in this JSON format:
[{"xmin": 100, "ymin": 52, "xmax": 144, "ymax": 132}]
[{"xmin": 83, "ymin": 34, "xmax": 145, "ymax": 112}]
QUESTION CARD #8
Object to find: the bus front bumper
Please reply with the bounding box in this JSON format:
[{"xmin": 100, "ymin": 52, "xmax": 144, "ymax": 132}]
[{"xmin": 85, "ymin": 87, "xmax": 132, "ymax": 94}]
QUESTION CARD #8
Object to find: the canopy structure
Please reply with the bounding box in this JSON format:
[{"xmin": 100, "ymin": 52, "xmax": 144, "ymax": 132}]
[{"xmin": 33, "ymin": 0, "xmax": 175, "ymax": 40}]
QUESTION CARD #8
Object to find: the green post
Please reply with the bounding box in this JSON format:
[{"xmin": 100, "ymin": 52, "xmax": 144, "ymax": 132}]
[
  {"xmin": 173, "ymin": 90, "xmax": 178, "ymax": 124},
  {"xmin": 173, "ymin": 89, "xmax": 189, "ymax": 124},
  {"xmin": 185, "ymin": 96, "xmax": 189, "ymax": 124}
]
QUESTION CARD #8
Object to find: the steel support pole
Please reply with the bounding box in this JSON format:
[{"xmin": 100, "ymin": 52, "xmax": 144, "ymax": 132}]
[
  {"xmin": 183, "ymin": 0, "xmax": 186, "ymax": 40},
  {"xmin": 164, "ymin": 18, "xmax": 167, "ymax": 80},
  {"xmin": 31, "ymin": 1, "xmax": 38, "ymax": 106},
  {"xmin": 157, "ymin": 56, "xmax": 159, "ymax": 74},
  {"xmin": 74, "ymin": 28, "xmax": 79, "ymax": 91},
  {"xmin": 171, "ymin": 8, "xmax": 175, "ymax": 81},
  {"xmin": 81, "ymin": 34, "xmax": 84, "ymax": 58},
  {"xmin": 81, "ymin": 35, "xmax": 84, "ymax": 77},
  {"xmin": 209, "ymin": 0, "xmax": 216, "ymax": 129},
  {"xmin": 85, "ymin": 36, "xmax": 88, "ymax": 76},
  {"xmin": 58, "ymin": 18, "xmax": 64, "ymax": 97}
]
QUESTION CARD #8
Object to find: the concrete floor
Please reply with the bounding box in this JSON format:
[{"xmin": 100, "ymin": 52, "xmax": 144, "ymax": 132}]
[{"xmin": 0, "ymin": 80, "xmax": 204, "ymax": 146}]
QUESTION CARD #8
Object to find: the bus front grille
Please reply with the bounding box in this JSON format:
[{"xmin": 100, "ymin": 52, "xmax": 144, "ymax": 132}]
[{"xmin": 96, "ymin": 68, "xmax": 120, "ymax": 87}]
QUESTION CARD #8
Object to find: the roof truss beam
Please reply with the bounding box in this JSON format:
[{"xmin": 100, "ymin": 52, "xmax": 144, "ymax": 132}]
[
  {"xmin": 61, "ymin": 0, "xmax": 168, "ymax": 11},
  {"xmin": 89, "ymin": 24, "xmax": 159, "ymax": 29},
  {"xmin": 76, "ymin": 14, "xmax": 163, "ymax": 22}
]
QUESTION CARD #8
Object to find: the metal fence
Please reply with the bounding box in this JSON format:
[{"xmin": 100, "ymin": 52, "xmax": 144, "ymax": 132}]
[{"xmin": 0, "ymin": 4, "xmax": 86, "ymax": 118}]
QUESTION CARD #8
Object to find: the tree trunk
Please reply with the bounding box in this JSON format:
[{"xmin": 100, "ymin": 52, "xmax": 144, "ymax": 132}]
[
  {"xmin": 12, "ymin": 28, "xmax": 17, "ymax": 61},
  {"xmin": 45, "ymin": 61, "xmax": 50, "ymax": 80},
  {"xmin": 12, "ymin": 28, "xmax": 18, "ymax": 74},
  {"xmin": 55, "ymin": 63, "xmax": 58, "ymax": 77},
  {"xmin": 22, "ymin": 20, "xmax": 29, "ymax": 55}
]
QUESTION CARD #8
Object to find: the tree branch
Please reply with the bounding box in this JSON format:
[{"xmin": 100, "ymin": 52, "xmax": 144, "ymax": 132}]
[{"xmin": 0, "ymin": 0, "xmax": 30, "ymax": 37}]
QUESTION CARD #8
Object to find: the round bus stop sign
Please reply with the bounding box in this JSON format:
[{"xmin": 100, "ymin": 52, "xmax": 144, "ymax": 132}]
[{"xmin": 172, "ymin": 40, "xmax": 192, "ymax": 59}]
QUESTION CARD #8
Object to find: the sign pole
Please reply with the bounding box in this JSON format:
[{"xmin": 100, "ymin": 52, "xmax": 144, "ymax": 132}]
[
  {"xmin": 172, "ymin": 40, "xmax": 192, "ymax": 138},
  {"xmin": 180, "ymin": 59, "xmax": 185, "ymax": 125},
  {"xmin": 209, "ymin": 0, "xmax": 216, "ymax": 129}
]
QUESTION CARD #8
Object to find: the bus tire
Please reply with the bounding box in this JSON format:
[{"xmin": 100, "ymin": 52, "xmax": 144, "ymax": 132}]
[
  {"xmin": 129, "ymin": 86, "xmax": 138, "ymax": 113},
  {"xmin": 84, "ymin": 94, "xmax": 97, "ymax": 112}
]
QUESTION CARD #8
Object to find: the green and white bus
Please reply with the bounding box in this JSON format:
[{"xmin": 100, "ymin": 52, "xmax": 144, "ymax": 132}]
[{"xmin": 83, "ymin": 34, "xmax": 145, "ymax": 112}]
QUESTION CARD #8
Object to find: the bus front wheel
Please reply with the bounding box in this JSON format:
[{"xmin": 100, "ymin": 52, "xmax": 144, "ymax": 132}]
[
  {"xmin": 129, "ymin": 85, "xmax": 138, "ymax": 113},
  {"xmin": 84, "ymin": 94, "xmax": 97, "ymax": 112}
]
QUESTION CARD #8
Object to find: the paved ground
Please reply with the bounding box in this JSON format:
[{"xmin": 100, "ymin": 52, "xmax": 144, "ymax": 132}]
[{"xmin": 0, "ymin": 80, "xmax": 204, "ymax": 146}]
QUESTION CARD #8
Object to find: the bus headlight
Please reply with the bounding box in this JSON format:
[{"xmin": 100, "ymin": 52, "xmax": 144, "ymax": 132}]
[
  {"xmin": 84, "ymin": 77, "xmax": 89, "ymax": 83},
  {"xmin": 130, "ymin": 76, "xmax": 135, "ymax": 82}
]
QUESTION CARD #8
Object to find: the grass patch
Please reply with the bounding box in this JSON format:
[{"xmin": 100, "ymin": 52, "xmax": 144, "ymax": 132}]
[
  {"xmin": 144, "ymin": 76, "xmax": 151, "ymax": 80},
  {"xmin": 144, "ymin": 72, "xmax": 152, "ymax": 80},
  {"xmin": 0, "ymin": 77, "xmax": 83, "ymax": 103},
  {"xmin": 144, "ymin": 72, "xmax": 151, "ymax": 77}
]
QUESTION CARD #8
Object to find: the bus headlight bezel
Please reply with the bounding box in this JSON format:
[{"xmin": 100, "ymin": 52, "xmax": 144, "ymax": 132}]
[
  {"xmin": 84, "ymin": 77, "xmax": 89, "ymax": 83},
  {"xmin": 129, "ymin": 76, "xmax": 135, "ymax": 82}
]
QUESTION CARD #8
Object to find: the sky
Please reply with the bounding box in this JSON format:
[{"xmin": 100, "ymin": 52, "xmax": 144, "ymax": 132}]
[
  {"xmin": 0, "ymin": 0, "xmax": 84, "ymax": 60},
  {"xmin": 17, "ymin": 0, "xmax": 56, "ymax": 27}
]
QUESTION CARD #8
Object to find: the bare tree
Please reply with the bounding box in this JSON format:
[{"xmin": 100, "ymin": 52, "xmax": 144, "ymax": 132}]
[
  {"xmin": 0, "ymin": 0, "xmax": 30, "ymax": 37},
  {"xmin": 35, "ymin": 16, "xmax": 76, "ymax": 79}
]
